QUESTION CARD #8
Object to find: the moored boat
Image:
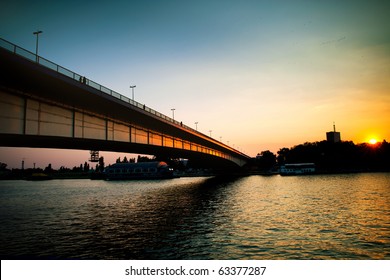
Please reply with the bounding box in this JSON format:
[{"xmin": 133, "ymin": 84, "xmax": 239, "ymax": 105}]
[
  {"xmin": 280, "ymin": 163, "xmax": 315, "ymax": 175},
  {"xmin": 103, "ymin": 161, "xmax": 174, "ymax": 180}
]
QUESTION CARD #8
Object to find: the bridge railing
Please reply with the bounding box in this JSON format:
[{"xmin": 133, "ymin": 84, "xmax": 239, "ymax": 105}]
[{"xmin": 0, "ymin": 37, "xmax": 249, "ymax": 159}]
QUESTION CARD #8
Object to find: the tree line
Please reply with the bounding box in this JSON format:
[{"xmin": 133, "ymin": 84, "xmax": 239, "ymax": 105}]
[{"xmin": 255, "ymin": 140, "xmax": 390, "ymax": 173}]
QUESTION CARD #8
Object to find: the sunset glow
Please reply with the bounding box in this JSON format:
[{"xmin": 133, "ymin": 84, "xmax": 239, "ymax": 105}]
[{"xmin": 369, "ymin": 139, "xmax": 378, "ymax": 145}]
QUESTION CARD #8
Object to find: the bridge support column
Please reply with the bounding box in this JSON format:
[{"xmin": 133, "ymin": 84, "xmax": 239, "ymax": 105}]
[
  {"xmin": 23, "ymin": 97, "xmax": 27, "ymax": 135},
  {"xmin": 72, "ymin": 110, "xmax": 75, "ymax": 138},
  {"xmin": 105, "ymin": 119, "xmax": 108, "ymax": 141},
  {"xmin": 37, "ymin": 102, "xmax": 41, "ymax": 135}
]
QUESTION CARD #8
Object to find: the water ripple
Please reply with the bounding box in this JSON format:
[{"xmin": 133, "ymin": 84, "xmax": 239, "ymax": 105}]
[{"xmin": 0, "ymin": 174, "xmax": 389, "ymax": 259}]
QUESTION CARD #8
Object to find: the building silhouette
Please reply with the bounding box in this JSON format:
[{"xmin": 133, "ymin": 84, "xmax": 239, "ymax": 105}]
[{"xmin": 326, "ymin": 123, "xmax": 341, "ymax": 143}]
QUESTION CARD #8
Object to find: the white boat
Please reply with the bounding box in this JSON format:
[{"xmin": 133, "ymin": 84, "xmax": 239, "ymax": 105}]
[
  {"xmin": 104, "ymin": 161, "xmax": 174, "ymax": 180},
  {"xmin": 280, "ymin": 163, "xmax": 315, "ymax": 175}
]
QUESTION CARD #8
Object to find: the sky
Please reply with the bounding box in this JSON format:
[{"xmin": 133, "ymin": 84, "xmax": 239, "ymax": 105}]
[{"xmin": 1, "ymin": 0, "xmax": 389, "ymax": 169}]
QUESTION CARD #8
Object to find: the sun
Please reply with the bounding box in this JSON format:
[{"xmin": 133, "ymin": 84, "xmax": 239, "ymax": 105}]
[{"xmin": 369, "ymin": 138, "xmax": 378, "ymax": 145}]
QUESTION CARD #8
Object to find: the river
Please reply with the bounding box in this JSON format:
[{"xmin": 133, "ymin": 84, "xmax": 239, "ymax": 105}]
[{"xmin": 0, "ymin": 173, "xmax": 389, "ymax": 259}]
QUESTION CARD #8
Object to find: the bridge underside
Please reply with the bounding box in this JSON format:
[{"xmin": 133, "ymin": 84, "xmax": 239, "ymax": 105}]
[{"xmin": 0, "ymin": 134, "xmax": 241, "ymax": 169}]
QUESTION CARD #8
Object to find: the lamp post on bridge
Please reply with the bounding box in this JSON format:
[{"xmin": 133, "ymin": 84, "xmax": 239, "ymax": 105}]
[
  {"xmin": 130, "ymin": 85, "xmax": 136, "ymax": 100},
  {"xmin": 195, "ymin": 122, "xmax": 198, "ymax": 131},
  {"xmin": 171, "ymin": 108, "xmax": 175, "ymax": 120},
  {"xmin": 209, "ymin": 130, "xmax": 212, "ymax": 137},
  {"xmin": 33, "ymin": 30, "xmax": 43, "ymax": 62}
]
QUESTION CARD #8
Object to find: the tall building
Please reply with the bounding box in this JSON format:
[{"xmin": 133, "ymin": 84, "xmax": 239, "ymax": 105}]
[{"xmin": 326, "ymin": 123, "xmax": 341, "ymax": 143}]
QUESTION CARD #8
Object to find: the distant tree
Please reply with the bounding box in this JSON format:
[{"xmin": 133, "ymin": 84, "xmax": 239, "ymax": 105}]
[
  {"xmin": 83, "ymin": 162, "xmax": 90, "ymax": 172},
  {"xmin": 116, "ymin": 157, "xmax": 121, "ymax": 163},
  {"xmin": 98, "ymin": 157, "xmax": 105, "ymax": 172},
  {"xmin": 73, "ymin": 165, "xmax": 82, "ymax": 172},
  {"xmin": 123, "ymin": 156, "xmax": 128, "ymax": 163},
  {"xmin": 256, "ymin": 150, "xmax": 276, "ymax": 170},
  {"xmin": 277, "ymin": 148, "xmax": 290, "ymax": 165},
  {"xmin": 59, "ymin": 166, "xmax": 71, "ymax": 172},
  {"xmin": 0, "ymin": 162, "xmax": 7, "ymax": 170},
  {"xmin": 44, "ymin": 163, "xmax": 53, "ymax": 173},
  {"xmin": 137, "ymin": 155, "xmax": 152, "ymax": 162}
]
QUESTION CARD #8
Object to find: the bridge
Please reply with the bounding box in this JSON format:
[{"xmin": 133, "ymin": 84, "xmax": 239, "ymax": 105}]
[{"xmin": 0, "ymin": 38, "xmax": 251, "ymax": 169}]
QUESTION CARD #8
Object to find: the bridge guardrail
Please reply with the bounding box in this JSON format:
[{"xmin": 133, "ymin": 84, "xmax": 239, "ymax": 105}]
[{"xmin": 0, "ymin": 37, "xmax": 249, "ymax": 158}]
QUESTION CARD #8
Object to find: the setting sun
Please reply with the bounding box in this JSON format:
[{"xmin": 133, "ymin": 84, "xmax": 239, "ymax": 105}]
[{"xmin": 369, "ymin": 139, "xmax": 378, "ymax": 145}]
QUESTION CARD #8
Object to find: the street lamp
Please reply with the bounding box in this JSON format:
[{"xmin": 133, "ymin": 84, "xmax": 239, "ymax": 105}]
[
  {"xmin": 171, "ymin": 108, "xmax": 175, "ymax": 120},
  {"xmin": 33, "ymin": 30, "xmax": 43, "ymax": 62},
  {"xmin": 209, "ymin": 130, "xmax": 212, "ymax": 137},
  {"xmin": 195, "ymin": 122, "xmax": 198, "ymax": 131},
  {"xmin": 130, "ymin": 85, "xmax": 136, "ymax": 100}
]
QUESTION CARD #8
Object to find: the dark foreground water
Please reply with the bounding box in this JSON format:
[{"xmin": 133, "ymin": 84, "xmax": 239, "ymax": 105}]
[{"xmin": 0, "ymin": 173, "xmax": 389, "ymax": 259}]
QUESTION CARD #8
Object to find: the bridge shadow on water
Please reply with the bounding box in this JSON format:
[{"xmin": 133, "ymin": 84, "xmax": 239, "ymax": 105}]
[
  {"xmin": 84, "ymin": 176, "xmax": 245, "ymax": 260},
  {"xmin": 0, "ymin": 176, "xmax": 245, "ymax": 260}
]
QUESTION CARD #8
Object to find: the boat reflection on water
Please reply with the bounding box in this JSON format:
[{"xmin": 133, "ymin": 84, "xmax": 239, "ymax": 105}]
[{"xmin": 103, "ymin": 161, "xmax": 174, "ymax": 180}]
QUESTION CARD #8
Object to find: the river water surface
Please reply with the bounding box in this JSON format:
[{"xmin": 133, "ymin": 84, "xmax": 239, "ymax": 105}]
[{"xmin": 0, "ymin": 173, "xmax": 389, "ymax": 259}]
